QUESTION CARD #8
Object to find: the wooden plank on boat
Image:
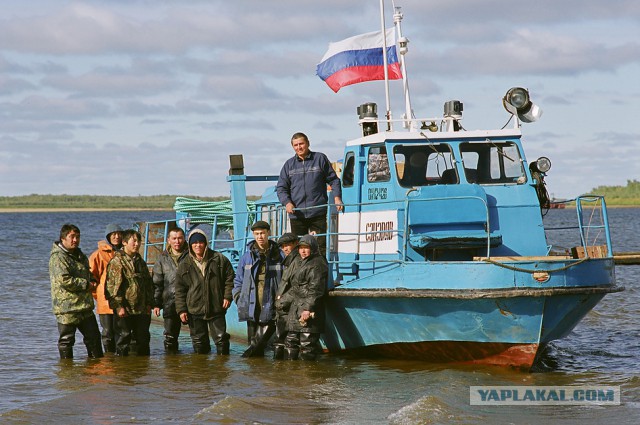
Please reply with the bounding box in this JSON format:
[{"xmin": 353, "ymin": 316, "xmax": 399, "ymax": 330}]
[
  {"xmin": 474, "ymin": 250, "xmax": 640, "ymax": 265},
  {"xmin": 613, "ymin": 252, "xmax": 640, "ymax": 265},
  {"xmin": 571, "ymin": 245, "xmax": 608, "ymax": 259},
  {"xmin": 473, "ymin": 255, "xmax": 571, "ymax": 261}
]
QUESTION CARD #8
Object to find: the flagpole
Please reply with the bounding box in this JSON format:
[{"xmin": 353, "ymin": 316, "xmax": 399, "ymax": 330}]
[
  {"xmin": 380, "ymin": 0, "xmax": 392, "ymax": 131},
  {"xmin": 393, "ymin": 4, "xmax": 413, "ymax": 130}
]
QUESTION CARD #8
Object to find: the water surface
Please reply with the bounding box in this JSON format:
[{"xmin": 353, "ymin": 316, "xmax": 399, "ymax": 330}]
[{"xmin": 0, "ymin": 209, "xmax": 638, "ymax": 424}]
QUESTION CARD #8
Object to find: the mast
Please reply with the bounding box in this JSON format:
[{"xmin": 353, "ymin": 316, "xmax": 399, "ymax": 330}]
[
  {"xmin": 393, "ymin": 4, "xmax": 413, "ymax": 130},
  {"xmin": 379, "ymin": 0, "xmax": 392, "ymax": 130}
]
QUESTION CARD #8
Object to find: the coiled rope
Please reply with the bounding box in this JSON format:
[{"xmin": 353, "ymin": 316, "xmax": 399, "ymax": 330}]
[{"xmin": 173, "ymin": 197, "xmax": 256, "ymax": 229}]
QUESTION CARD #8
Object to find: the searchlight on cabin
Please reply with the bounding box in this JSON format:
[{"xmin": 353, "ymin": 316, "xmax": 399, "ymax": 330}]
[
  {"xmin": 357, "ymin": 102, "xmax": 379, "ymax": 136},
  {"xmin": 503, "ymin": 87, "xmax": 542, "ymax": 123},
  {"xmin": 531, "ymin": 156, "xmax": 552, "ymax": 173}
]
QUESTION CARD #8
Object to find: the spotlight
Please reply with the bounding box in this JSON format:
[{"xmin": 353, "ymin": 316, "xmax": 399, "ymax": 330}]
[
  {"xmin": 534, "ymin": 156, "xmax": 551, "ymax": 173},
  {"xmin": 503, "ymin": 87, "xmax": 542, "ymax": 123},
  {"xmin": 357, "ymin": 102, "xmax": 378, "ymax": 136},
  {"xmin": 530, "ymin": 156, "xmax": 551, "ymax": 173}
]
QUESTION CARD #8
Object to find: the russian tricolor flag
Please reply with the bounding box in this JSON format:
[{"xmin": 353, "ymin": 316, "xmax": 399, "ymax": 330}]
[{"xmin": 316, "ymin": 28, "xmax": 402, "ymax": 93}]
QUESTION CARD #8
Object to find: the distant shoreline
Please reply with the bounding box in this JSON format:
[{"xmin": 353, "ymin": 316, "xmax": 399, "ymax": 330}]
[
  {"xmin": 1, "ymin": 205, "xmax": 637, "ymax": 214},
  {"xmin": 0, "ymin": 208, "xmax": 173, "ymax": 213}
]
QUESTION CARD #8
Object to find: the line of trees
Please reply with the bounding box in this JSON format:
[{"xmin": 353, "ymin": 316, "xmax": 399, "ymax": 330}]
[
  {"xmin": 1, "ymin": 182, "xmax": 638, "ymax": 209},
  {"xmin": 586, "ymin": 180, "xmax": 640, "ymax": 205},
  {"xmin": 0, "ymin": 194, "xmax": 229, "ymax": 209}
]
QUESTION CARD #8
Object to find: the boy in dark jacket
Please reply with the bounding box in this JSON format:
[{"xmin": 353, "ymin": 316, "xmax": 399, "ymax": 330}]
[
  {"xmin": 273, "ymin": 232, "xmax": 300, "ymax": 359},
  {"xmin": 232, "ymin": 221, "xmax": 284, "ymax": 357},
  {"xmin": 283, "ymin": 234, "xmax": 327, "ymax": 360},
  {"xmin": 152, "ymin": 227, "xmax": 188, "ymax": 352},
  {"xmin": 175, "ymin": 229, "xmax": 235, "ymax": 355}
]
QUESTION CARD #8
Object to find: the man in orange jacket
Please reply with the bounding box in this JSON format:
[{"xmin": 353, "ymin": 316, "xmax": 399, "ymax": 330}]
[{"xmin": 89, "ymin": 223, "xmax": 122, "ymax": 353}]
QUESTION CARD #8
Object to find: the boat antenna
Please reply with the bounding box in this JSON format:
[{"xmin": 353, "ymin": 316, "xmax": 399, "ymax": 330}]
[
  {"xmin": 392, "ymin": 3, "xmax": 414, "ymax": 130},
  {"xmin": 379, "ymin": 0, "xmax": 392, "ymax": 131}
]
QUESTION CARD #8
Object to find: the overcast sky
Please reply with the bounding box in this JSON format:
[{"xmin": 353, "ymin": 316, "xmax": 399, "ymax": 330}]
[{"xmin": 1, "ymin": 0, "xmax": 638, "ymax": 199}]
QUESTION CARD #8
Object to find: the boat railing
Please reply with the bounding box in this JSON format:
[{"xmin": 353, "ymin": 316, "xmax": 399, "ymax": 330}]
[
  {"xmin": 543, "ymin": 195, "xmax": 613, "ymax": 259},
  {"xmin": 137, "ymin": 209, "xmax": 255, "ymax": 266},
  {"xmin": 575, "ymin": 195, "xmax": 613, "ymax": 257},
  {"xmin": 291, "ymin": 195, "xmax": 494, "ymax": 268}
]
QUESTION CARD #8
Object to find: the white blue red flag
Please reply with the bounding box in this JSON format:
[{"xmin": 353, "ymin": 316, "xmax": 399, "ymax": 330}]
[{"xmin": 316, "ymin": 28, "xmax": 402, "ymax": 93}]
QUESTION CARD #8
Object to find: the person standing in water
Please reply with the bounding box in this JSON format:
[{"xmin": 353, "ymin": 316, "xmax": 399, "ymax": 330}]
[
  {"xmin": 89, "ymin": 223, "xmax": 122, "ymax": 353},
  {"xmin": 49, "ymin": 223, "xmax": 103, "ymax": 359},
  {"xmin": 152, "ymin": 227, "xmax": 189, "ymax": 352}
]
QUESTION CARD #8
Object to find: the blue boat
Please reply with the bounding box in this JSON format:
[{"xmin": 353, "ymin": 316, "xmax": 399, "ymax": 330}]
[{"xmin": 138, "ymin": 6, "xmax": 621, "ymax": 369}]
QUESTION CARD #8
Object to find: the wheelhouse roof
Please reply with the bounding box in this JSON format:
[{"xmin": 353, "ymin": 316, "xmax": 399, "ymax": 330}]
[{"xmin": 345, "ymin": 128, "xmax": 522, "ymax": 147}]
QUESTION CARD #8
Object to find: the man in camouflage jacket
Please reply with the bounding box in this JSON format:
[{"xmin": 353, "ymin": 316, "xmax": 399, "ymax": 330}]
[
  {"xmin": 105, "ymin": 229, "xmax": 154, "ymax": 356},
  {"xmin": 49, "ymin": 223, "xmax": 103, "ymax": 359}
]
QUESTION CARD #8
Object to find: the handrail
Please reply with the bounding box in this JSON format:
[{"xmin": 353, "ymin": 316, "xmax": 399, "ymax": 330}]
[
  {"xmin": 575, "ymin": 195, "xmax": 613, "ymax": 257},
  {"xmin": 292, "ymin": 194, "xmax": 493, "ymax": 262},
  {"xmin": 137, "ymin": 194, "xmax": 612, "ymax": 274}
]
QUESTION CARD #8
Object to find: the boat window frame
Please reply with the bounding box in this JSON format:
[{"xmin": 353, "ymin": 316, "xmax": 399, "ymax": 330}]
[
  {"xmin": 459, "ymin": 140, "xmax": 526, "ymax": 185},
  {"xmin": 392, "ymin": 143, "xmax": 458, "ymax": 187},
  {"xmin": 342, "ymin": 151, "xmax": 356, "ymax": 187},
  {"xmin": 367, "ymin": 145, "xmax": 391, "ymax": 183}
]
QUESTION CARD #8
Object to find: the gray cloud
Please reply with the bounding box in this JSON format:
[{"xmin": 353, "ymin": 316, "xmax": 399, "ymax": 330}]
[{"xmin": 0, "ymin": 0, "xmax": 637, "ymax": 197}]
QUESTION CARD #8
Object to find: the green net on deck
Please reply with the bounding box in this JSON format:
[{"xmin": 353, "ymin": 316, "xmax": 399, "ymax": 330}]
[{"xmin": 173, "ymin": 197, "xmax": 256, "ymax": 230}]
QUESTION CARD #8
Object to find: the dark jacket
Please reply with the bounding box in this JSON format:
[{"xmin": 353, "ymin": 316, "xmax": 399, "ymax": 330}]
[
  {"xmin": 175, "ymin": 248, "xmax": 235, "ymax": 320},
  {"xmin": 276, "ymin": 150, "xmax": 342, "ymax": 219},
  {"xmin": 233, "ymin": 240, "xmax": 284, "ymax": 323},
  {"xmin": 286, "ymin": 237, "xmax": 327, "ymax": 333},
  {"xmin": 152, "ymin": 246, "xmax": 189, "ymax": 317},
  {"xmin": 275, "ymin": 249, "xmax": 301, "ymax": 318},
  {"xmin": 49, "ymin": 242, "xmax": 95, "ymax": 322},
  {"xmin": 104, "ymin": 250, "xmax": 154, "ymax": 315}
]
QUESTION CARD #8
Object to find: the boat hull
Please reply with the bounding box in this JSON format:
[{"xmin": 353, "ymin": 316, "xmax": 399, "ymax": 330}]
[
  {"xmin": 319, "ymin": 284, "xmax": 618, "ymax": 368},
  {"xmin": 335, "ymin": 340, "xmax": 540, "ymax": 369},
  {"xmin": 200, "ymin": 257, "xmax": 620, "ymax": 368}
]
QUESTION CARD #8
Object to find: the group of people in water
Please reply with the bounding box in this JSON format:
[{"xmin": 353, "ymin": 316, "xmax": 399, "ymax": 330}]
[{"xmin": 49, "ymin": 132, "xmax": 343, "ymax": 361}]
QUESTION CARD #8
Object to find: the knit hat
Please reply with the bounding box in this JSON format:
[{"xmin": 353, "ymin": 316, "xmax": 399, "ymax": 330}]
[
  {"xmin": 251, "ymin": 220, "xmax": 270, "ymax": 231},
  {"xmin": 105, "ymin": 223, "xmax": 123, "ymax": 239},
  {"xmin": 278, "ymin": 233, "xmax": 298, "ymax": 245},
  {"xmin": 188, "ymin": 231, "xmax": 207, "ymax": 244}
]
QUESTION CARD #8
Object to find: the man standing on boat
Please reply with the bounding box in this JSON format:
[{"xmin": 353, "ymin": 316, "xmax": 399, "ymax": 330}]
[
  {"xmin": 276, "ymin": 132, "xmax": 343, "ymax": 255},
  {"xmin": 49, "ymin": 223, "xmax": 103, "ymax": 359},
  {"xmin": 152, "ymin": 227, "xmax": 189, "ymax": 353},
  {"xmin": 233, "ymin": 221, "xmax": 284, "ymax": 357},
  {"xmin": 105, "ymin": 229, "xmax": 154, "ymax": 356},
  {"xmin": 89, "ymin": 223, "xmax": 122, "ymax": 353},
  {"xmin": 175, "ymin": 229, "xmax": 235, "ymax": 355}
]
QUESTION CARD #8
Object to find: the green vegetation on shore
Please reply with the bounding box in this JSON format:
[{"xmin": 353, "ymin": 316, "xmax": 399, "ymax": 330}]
[
  {"xmin": 1, "ymin": 181, "xmax": 639, "ymax": 209},
  {"xmin": 0, "ymin": 194, "xmax": 230, "ymax": 210},
  {"xmin": 585, "ymin": 180, "xmax": 640, "ymax": 206}
]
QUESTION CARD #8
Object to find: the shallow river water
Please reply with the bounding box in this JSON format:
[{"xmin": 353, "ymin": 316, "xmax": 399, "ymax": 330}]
[{"xmin": 0, "ymin": 209, "xmax": 638, "ymax": 424}]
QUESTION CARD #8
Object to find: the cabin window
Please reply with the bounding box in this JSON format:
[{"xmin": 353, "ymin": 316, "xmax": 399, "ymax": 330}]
[
  {"xmin": 393, "ymin": 144, "xmax": 457, "ymax": 187},
  {"xmin": 460, "ymin": 141, "xmax": 525, "ymax": 184},
  {"xmin": 343, "ymin": 152, "xmax": 355, "ymax": 187},
  {"xmin": 367, "ymin": 147, "xmax": 391, "ymax": 182}
]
